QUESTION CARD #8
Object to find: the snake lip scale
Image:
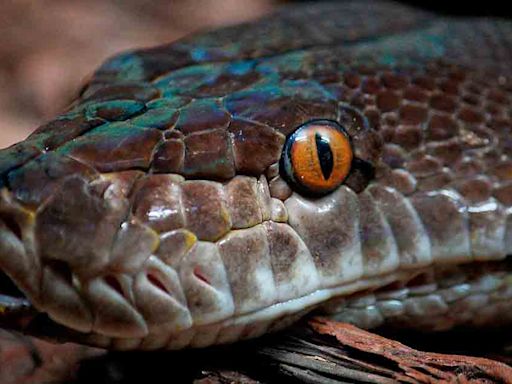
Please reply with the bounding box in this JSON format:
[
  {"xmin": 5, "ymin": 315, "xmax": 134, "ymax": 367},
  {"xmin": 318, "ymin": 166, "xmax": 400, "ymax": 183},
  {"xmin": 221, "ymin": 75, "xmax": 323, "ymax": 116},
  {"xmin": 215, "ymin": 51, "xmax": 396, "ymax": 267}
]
[{"xmin": 0, "ymin": 0, "xmax": 511, "ymax": 350}]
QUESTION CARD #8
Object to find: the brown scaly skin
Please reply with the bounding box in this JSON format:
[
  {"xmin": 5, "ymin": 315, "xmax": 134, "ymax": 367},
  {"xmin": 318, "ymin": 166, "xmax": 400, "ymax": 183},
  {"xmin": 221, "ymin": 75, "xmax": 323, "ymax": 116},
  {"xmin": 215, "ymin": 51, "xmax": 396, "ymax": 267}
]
[{"xmin": 0, "ymin": 1, "xmax": 511, "ymax": 351}]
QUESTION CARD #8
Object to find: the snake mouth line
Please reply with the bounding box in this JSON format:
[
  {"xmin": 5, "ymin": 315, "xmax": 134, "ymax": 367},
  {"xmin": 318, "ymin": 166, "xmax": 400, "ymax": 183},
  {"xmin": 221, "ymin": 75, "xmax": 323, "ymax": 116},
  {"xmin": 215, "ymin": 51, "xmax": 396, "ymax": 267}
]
[
  {"xmin": 0, "ymin": 255, "xmax": 510, "ymax": 348},
  {"xmin": 217, "ymin": 255, "xmax": 512, "ymax": 331}
]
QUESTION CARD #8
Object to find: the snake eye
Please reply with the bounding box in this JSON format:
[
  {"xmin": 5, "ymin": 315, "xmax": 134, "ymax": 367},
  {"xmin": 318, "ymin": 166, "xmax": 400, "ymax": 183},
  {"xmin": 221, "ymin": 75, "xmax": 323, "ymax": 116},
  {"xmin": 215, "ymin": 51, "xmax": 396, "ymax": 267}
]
[{"xmin": 280, "ymin": 119, "xmax": 353, "ymax": 196}]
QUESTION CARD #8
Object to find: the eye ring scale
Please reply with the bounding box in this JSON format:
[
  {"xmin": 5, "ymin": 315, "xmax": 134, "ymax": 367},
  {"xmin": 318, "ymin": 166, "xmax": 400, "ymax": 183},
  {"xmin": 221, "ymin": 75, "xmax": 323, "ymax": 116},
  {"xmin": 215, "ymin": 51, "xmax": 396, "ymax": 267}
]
[{"xmin": 280, "ymin": 119, "xmax": 354, "ymax": 196}]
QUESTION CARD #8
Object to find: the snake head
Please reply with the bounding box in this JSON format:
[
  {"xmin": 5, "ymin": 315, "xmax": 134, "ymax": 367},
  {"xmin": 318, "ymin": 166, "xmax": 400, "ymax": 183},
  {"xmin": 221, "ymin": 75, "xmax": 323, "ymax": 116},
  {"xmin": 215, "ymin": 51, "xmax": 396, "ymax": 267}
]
[
  {"xmin": 0, "ymin": 73, "xmax": 384, "ymax": 349},
  {"xmin": 1, "ymin": 1, "xmax": 512, "ymax": 349}
]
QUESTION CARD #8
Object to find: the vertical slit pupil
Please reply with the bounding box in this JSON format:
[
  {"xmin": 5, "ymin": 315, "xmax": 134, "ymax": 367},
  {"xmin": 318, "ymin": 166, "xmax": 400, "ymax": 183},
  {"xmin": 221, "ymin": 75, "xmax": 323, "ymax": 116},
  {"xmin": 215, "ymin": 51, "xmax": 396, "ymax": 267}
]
[{"xmin": 315, "ymin": 132, "xmax": 334, "ymax": 180}]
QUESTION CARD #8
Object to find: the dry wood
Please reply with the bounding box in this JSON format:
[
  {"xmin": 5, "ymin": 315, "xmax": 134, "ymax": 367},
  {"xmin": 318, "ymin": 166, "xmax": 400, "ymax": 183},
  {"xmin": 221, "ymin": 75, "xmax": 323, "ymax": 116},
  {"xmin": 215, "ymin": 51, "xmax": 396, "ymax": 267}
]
[{"xmin": 1, "ymin": 319, "xmax": 511, "ymax": 383}]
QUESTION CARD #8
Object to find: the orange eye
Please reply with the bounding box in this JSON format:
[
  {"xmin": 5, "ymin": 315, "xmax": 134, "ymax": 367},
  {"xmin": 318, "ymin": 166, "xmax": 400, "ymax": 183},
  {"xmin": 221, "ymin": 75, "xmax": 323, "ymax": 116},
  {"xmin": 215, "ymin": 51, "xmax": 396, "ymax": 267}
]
[{"xmin": 280, "ymin": 120, "xmax": 353, "ymax": 196}]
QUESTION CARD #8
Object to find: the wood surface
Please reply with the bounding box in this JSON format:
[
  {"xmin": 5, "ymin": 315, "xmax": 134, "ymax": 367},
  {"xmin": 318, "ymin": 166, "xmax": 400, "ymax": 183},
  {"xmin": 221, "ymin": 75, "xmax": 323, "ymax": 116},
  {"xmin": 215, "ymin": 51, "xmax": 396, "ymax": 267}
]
[{"xmin": 2, "ymin": 319, "xmax": 510, "ymax": 383}]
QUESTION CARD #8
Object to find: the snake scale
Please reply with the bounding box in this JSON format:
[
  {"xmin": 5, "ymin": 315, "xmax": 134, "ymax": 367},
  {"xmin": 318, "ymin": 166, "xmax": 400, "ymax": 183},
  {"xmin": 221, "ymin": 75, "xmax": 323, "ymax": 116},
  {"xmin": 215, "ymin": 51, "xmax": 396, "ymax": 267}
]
[{"xmin": 0, "ymin": 1, "xmax": 511, "ymax": 351}]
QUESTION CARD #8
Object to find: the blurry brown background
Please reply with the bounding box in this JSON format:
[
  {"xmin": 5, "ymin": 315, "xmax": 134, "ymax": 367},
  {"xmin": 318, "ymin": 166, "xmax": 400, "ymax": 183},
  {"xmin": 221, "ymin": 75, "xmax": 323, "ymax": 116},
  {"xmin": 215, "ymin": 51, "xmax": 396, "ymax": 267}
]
[{"xmin": 0, "ymin": 0, "xmax": 278, "ymax": 149}]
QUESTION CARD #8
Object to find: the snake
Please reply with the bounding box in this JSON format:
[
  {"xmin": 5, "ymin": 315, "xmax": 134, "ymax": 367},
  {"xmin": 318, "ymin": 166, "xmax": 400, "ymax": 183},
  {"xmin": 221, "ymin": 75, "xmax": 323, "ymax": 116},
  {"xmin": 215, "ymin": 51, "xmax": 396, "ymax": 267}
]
[{"xmin": 0, "ymin": 1, "xmax": 511, "ymax": 351}]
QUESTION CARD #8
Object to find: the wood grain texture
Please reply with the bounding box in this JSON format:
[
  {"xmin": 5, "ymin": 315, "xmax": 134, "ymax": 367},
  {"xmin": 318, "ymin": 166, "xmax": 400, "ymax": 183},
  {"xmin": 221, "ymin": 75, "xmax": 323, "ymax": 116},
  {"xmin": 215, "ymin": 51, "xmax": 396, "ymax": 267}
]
[{"xmin": 3, "ymin": 319, "xmax": 511, "ymax": 383}]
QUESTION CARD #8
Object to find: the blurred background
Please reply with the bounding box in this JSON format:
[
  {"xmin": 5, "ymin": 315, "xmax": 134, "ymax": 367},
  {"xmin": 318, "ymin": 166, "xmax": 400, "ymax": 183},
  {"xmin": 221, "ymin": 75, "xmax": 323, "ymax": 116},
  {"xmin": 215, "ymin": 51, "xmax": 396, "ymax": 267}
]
[
  {"xmin": 0, "ymin": 0, "xmax": 510, "ymax": 149},
  {"xmin": 0, "ymin": 0, "xmax": 276, "ymax": 148}
]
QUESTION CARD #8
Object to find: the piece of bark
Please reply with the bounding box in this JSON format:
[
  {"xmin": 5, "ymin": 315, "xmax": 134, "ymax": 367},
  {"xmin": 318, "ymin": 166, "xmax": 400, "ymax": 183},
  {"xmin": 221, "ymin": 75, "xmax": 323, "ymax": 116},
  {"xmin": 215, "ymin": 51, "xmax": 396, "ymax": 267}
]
[
  {"xmin": 194, "ymin": 371, "xmax": 261, "ymax": 384},
  {"xmin": 309, "ymin": 318, "xmax": 512, "ymax": 383},
  {"xmin": 1, "ymin": 319, "xmax": 511, "ymax": 383}
]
